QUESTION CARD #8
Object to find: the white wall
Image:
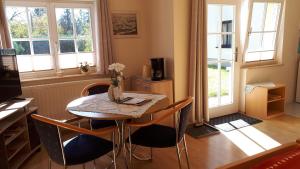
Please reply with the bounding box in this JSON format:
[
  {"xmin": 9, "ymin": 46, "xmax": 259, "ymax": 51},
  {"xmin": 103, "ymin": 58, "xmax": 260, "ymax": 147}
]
[{"xmin": 109, "ymin": 0, "xmax": 150, "ymax": 78}]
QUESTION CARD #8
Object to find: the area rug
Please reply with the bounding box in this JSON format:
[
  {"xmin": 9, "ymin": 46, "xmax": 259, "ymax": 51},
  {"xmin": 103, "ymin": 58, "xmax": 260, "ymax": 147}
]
[
  {"xmin": 186, "ymin": 123, "xmax": 220, "ymax": 138},
  {"xmin": 208, "ymin": 113, "xmax": 262, "ymax": 132}
]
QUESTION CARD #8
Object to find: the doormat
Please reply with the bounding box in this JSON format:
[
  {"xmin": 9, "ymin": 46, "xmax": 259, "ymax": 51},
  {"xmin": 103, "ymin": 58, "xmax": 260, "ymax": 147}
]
[
  {"xmin": 208, "ymin": 113, "xmax": 262, "ymax": 132},
  {"xmin": 186, "ymin": 123, "xmax": 220, "ymax": 138}
]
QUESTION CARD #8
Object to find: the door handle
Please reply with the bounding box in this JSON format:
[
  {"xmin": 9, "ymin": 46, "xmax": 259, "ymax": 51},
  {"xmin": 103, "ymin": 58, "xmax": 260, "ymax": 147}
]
[{"xmin": 234, "ymin": 47, "xmax": 238, "ymax": 62}]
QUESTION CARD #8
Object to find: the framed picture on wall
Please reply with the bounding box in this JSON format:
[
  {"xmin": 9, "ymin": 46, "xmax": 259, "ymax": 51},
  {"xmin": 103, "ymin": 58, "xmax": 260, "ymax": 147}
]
[{"xmin": 111, "ymin": 11, "xmax": 140, "ymax": 38}]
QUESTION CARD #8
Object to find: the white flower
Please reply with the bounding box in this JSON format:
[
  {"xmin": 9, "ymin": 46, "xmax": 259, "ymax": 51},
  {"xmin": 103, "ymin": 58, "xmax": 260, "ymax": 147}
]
[{"xmin": 108, "ymin": 63, "xmax": 125, "ymax": 72}]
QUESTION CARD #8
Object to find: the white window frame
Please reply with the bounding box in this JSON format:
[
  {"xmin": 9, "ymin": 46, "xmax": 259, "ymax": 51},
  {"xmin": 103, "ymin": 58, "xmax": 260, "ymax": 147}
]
[
  {"xmin": 242, "ymin": 0, "xmax": 283, "ymax": 67},
  {"xmin": 5, "ymin": 1, "xmax": 97, "ymax": 80}
]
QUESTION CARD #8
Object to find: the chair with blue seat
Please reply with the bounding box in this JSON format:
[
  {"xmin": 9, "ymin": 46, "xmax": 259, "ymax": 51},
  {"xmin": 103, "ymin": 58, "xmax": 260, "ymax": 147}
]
[
  {"xmin": 81, "ymin": 82, "xmax": 117, "ymax": 129},
  {"xmin": 127, "ymin": 97, "xmax": 193, "ymax": 169},
  {"xmin": 31, "ymin": 114, "xmax": 117, "ymax": 169}
]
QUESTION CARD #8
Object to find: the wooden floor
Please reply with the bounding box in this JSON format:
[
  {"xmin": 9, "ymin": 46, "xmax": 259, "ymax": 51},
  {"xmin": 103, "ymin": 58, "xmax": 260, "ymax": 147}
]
[{"xmin": 21, "ymin": 115, "xmax": 300, "ymax": 169}]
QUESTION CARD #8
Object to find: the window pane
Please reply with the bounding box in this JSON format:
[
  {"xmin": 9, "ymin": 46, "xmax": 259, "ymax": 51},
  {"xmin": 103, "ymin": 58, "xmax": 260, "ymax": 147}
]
[
  {"xmin": 74, "ymin": 9, "xmax": 91, "ymax": 37},
  {"xmin": 221, "ymin": 34, "xmax": 234, "ymax": 60},
  {"xmin": 208, "ymin": 34, "xmax": 220, "ymax": 60},
  {"xmin": 248, "ymin": 33, "xmax": 262, "ymax": 52},
  {"xmin": 13, "ymin": 41, "xmax": 31, "ymax": 55},
  {"xmin": 33, "ymin": 55, "xmax": 52, "ymax": 70},
  {"xmin": 78, "ymin": 52, "xmax": 94, "ymax": 66},
  {"xmin": 264, "ymin": 3, "xmax": 281, "ymax": 31},
  {"xmin": 33, "ymin": 41, "xmax": 50, "ymax": 54},
  {"xmin": 60, "ymin": 40, "xmax": 75, "ymax": 53},
  {"xmin": 56, "ymin": 8, "xmax": 74, "ymax": 38},
  {"xmin": 251, "ymin": 3, "xmax": 266, "ymax": 32},
  {"xmin": 222, "ymin": 5, "xmax": 234, "ymax": 32},
  {"xmin": 208, "ymin": 5, "xmax": 221, "ymax": 33},
  {"xmin": 261, "ymin": 51, "xmax": 274, "ymax": 60},
  {"xmin": 245, "ymin": 52, "xmax": 260, "ymax": 62},
  {"xmin": 77, "ymin": 39, "xmax": 92, "ymax": 52},
  {"xmin": 29, "ymin": 7, "xmax": 49, "ymax": 38},
  {"xmin": 6, "ymin": 7, "xmax": 29, "ymax": 38},
  {"xmin": 59, "ymin": 54, "xmax": 78, "ymax": 69},
  {"xmin": 208, "ymin": 62, "xmax": 219, "ymax": 108},
  {"xmin": 221, "ymin": 61, "xmax": 233, "ymax": 105},
  {"xmin": 262, "ymin": 32, "xmax": 276, "ymax": 51},
  {"xmin": 16, "ymin": 55, "xmax": 32, "ymax": 72}
]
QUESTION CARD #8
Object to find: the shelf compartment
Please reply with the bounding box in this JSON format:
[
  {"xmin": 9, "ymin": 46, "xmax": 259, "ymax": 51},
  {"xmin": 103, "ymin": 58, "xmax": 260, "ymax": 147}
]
[
  {"xmin": 7, "ymin": 141, "xmax": 29, "ymax": 161},
  {"xmin": 8, "ymin": 145, "xmax": 31, "ymax": 169},
  {"xmin": 4, "ymin": 127, "xmax": 26, "ymax": 146},
  {"xmin": 268, "ymin": 97, "xmax": 285, "ymax": 103},
  {"xmin": 267, "ymin": 99, "xmax": 285, "ymax": 117}
]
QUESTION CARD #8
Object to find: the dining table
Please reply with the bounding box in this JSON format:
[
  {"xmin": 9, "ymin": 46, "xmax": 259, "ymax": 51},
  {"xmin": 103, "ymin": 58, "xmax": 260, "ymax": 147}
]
[{"xmin": 66, "ymin": 92, "xmax": 169, "ymax": 168}]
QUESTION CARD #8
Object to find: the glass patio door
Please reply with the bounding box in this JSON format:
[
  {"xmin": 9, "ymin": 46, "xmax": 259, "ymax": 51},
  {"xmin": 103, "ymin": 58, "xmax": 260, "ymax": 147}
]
[{"xmin": 207, "ymin": 1, "xmax": 240, "ymax": 117}]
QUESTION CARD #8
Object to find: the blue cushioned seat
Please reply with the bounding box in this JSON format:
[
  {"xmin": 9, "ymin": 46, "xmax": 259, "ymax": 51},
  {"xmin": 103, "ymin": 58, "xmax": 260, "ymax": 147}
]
[
  {"xmin": 64, "ymin": 134, "xmax": 113, "ymax": 165},
  {"xmin": 91, "ymin": 120, "xmax": 116, "ymax": 130},
  {"xmin": 128, "ymin": 124, "xmax": 177, "ymax": 148}
]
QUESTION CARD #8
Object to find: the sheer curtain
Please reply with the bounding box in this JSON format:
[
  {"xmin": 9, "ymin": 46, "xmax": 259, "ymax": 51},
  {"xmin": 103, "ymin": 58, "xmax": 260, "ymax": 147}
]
[
  {"xmin": 189, "ymin": 0, "xmax": 209, "ymax": 124},
  {"xmin": 0, "ymin": 0, "xmax": 11, "ymax": 48},
  {"xmin": 96, "ymin": 0, "xmax": 115, "ymax": 74}
]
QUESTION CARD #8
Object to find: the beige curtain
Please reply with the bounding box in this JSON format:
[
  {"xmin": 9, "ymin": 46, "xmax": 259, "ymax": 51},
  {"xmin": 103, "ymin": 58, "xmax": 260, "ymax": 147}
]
[
  {"xmin": 189, "ymin": 0, "xmax": 209, "ymax": 124},
  {"xmin": 96, "ymin": 0, "xmax": 114, "ymax": 74},
  {"xmin": 0, "ymin": 0, "xmax": 11, "ymax": 49}
]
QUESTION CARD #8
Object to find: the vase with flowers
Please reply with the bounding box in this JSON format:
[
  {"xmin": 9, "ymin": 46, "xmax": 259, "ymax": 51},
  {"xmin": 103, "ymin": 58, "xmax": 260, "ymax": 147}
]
[
  {"xmin": 79, "ymin": 62, "xmax": 90, "ymax": 74},
  {"xmin": 108, "ymin": 63, "xmax": 125, "ymax": 102}
]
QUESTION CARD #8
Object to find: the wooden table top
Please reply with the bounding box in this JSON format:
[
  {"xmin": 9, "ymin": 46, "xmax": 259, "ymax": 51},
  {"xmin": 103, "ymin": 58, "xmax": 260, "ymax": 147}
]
[{"xmin": 66, "ymin": 93, "xmax": 169, "ymax": 120}]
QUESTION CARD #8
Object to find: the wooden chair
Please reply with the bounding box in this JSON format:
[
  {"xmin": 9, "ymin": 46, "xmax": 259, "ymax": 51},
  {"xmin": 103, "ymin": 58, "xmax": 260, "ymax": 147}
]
[
  {"xmin": 127, "ymin": 97, "xmax": 193, "ymax": 169},
  {"xmin": 31, "ymin": 114, "xmax": 117, "ymax": 169},
  {"xmin": 81, "ymin": 82, "xmax": 117, "ymax": 130}
]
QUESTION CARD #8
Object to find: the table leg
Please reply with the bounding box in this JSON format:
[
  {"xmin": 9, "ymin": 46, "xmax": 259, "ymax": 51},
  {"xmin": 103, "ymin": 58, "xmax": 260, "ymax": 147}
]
[{"xmin": 115, "ymin": 120, "xmax": 129, "ymax": 169}]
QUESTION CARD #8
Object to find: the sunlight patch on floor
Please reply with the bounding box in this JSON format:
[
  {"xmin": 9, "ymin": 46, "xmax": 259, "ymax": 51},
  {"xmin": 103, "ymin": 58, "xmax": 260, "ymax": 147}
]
[
  {"xmin": 222, "ymin": 129, "xmax": 265, "ymax": 156},
  {"xmin": 239, "ymin": 126, "xmax": 281, "ymax": 150},
  {"xmin": 219, "ymin": 120, "xmax": 281, "ymax": 156}
]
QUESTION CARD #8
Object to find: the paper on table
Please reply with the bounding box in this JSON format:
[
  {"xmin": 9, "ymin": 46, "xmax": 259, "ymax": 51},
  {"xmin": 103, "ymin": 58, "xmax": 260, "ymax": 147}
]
[{"xmin": 123, "ymin": 98, "xmax": 147, "ymax": 104}]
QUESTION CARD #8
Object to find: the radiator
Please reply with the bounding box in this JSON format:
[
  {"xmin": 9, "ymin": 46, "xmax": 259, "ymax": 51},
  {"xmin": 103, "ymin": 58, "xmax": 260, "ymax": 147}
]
[{"xmin": 21, "ymin": 78, "xmax": 110, "ymax": 120}]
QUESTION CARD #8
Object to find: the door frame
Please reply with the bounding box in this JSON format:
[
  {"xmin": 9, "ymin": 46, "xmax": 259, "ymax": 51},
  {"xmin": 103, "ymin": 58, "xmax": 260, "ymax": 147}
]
[{"xmin": 207, "ymin": 0, "xmax": 242, "ymax": 118}]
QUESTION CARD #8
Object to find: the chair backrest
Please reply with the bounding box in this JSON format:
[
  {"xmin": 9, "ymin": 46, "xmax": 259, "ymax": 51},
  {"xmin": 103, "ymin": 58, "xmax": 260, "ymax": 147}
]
[
  {"xmin": 177, "ymin": 101, "xmax": 193, "ymax": 141},
  {"xmin": 32, "ymin": 117, "xmax": 65, "ymax": 165},
  {"xmin": 173, "ymin": 97, "xmax": 193, "ymax": 142},
  {"xmin": 81, "ymin": 82, "xmax": 110, "ymax": 96}
]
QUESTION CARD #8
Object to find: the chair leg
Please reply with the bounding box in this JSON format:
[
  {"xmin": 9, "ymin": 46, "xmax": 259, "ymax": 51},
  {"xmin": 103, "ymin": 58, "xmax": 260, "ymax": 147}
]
[
  {"xmin": 150, "ymin": 147, "xmax": 153, "ymax": 160},
  {"xmin": 176, "ymin": 144, "xmax": 182, "ymax": 169},
  {"xmin": 48, "ymin": 158, "xmax": 51, "ymax": 169},
  {"xmin": 93, "ymin": 160, "xmax": 97, "ymax": 169},
  {"xmin": 128, "ymin": 127, "xmax": 133, "ymax": 168},
  {"xmin": 112, "ymin": 131, "xmax": 117, "ymax": 169},
  {"xmin": 183, "ymin": 135, "xmax": 191, "ymax": 169}
]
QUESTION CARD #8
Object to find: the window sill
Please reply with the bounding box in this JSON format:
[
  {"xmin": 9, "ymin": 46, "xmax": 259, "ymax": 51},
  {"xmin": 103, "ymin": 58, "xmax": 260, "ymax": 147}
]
[
  {"xmin": 21, "ymin": 72, "xmax": 109, "ymax": 87},
  {"xmin": 241, "ymin": 60, "xmax": 283, "ymax": 69}
]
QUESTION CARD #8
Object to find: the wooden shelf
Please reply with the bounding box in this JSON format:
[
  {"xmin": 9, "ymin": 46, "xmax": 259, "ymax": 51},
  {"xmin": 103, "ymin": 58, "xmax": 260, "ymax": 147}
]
[
  {"xmin": 246, "ymin": 84, "xmax": 285, "ymax": 119},
  {"xmin": 8, "ymin": 145, "xmax": 32, "ymax": 169},
  {"xmin": 7, "ymin": 141, "xmax": 29, "ymax": 161},
  {"xmin": 268, "ymin": 98, "xmax": 285, "ymax": 103},
  {"xmin": 4, "ymin": 127, "xmax": 26, "ymax": 146}
]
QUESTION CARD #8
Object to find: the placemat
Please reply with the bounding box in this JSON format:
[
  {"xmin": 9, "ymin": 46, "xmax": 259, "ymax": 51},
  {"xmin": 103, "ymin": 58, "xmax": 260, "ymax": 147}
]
[{"xmin": 67, "ymin": 92, "xmax": 166, "ymax": 118}]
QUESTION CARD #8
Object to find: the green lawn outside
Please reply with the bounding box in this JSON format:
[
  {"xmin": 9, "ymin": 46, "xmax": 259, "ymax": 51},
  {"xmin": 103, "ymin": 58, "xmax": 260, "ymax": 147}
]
[{"xmin": 208, "ymin": 66, "xmax": 230, "ymax": 97}]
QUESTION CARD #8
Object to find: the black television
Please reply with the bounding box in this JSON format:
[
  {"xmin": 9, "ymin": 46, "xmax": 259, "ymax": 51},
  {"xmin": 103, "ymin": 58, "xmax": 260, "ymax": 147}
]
[{"xmin": 0, "ymin": 49, "xmax": 22, "ymax": 104}]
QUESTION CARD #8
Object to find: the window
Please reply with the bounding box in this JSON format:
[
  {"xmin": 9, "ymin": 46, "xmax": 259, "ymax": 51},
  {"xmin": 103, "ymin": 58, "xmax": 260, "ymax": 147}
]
[
  {"xmin": 6, "ymin": 6, "xmax": 52, "ymax": 72},
  {"xmin": 244, "ymin": 1, "xmax": 282, "ymax": 63},
  {"xmin": 5, "ymin": 2, "xmax": 96, "ymax": 74},
  {"xmin": 55, "ymin": 8, "xmax": 94, "ymax": 69}
]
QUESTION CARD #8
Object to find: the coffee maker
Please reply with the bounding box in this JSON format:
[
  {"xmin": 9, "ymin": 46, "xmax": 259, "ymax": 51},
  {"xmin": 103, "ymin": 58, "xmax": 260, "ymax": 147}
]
[{"xmin": 150, "ymin": 58, "xmax": 165, "ymax": 81}]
